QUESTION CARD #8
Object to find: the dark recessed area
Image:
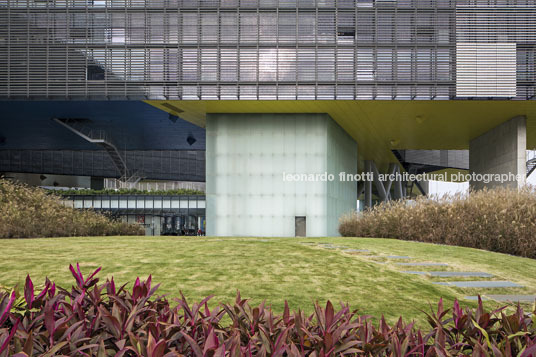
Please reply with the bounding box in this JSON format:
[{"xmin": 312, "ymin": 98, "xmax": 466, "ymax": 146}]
[{"xmin": 87, "ymin": 65, "xmax": 105, "ymax": 81}]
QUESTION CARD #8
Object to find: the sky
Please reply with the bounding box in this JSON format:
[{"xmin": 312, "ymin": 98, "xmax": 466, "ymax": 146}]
[{"xmin": 428, "ymin": 171, "xmax": 536, "ymax": 196}]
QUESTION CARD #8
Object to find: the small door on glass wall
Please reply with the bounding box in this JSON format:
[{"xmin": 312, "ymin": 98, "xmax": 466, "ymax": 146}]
[{"xmin": 295, "ymin": 216, "xmax": 306, "ymax": 237}]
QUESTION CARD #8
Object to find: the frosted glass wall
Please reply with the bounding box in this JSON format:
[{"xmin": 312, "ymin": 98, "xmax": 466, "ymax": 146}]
[
  {"xmin": 327, "ymin": 119, "xmax": 359, "ymax": 236},
  {"xmin": 206, "ymin": 113, "xmax": 357, "ymax": 237}
]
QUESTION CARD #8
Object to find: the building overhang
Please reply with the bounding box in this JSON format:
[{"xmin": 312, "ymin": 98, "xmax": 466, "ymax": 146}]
[{"xmin": 146, "ymin": 100, "xmax": 536, "ymax": 172}]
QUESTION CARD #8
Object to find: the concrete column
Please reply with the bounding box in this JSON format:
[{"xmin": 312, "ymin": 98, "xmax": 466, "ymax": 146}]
[
  {"xmin": 469, "ymin": 116, "xmax": 526, "ymax": 190},
  {"xmin": 364, "ymin": 161, "xmax": 373, "ymax": 209},
  {"xmin": 392, "ymin": 166, "xmax": 404, "ymax": 200},
  {"xmin": 206, "ymin": 113, "xmax": 358, "ymax": 237}
]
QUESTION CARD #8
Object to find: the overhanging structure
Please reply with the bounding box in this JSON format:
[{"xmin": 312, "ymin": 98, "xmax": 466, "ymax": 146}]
[
  {"xmin": 3, "ymin": 0, "xmax": 536, "ymax": 236},
  {"xmin": 147, "ymin": 100, "xmax": 536, "ymax": 173}
]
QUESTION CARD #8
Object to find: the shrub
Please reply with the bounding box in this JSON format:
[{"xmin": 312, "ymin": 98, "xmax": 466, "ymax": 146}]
[
  {"xmin": 1, "ymin": 265, "xmax": 536, "ymax": 356},
  {"xmin": 339, "ymin": 187, "xmax": 536, "ymax": 259},
  {"xmin": 0, "ymin": 179, "xmax": 144, "ymax": 238}
]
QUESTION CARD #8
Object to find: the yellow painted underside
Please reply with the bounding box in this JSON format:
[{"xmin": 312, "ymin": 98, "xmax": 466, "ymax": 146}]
[{"xmin": 145, "ymin": 100, "xmax": 536, "ymax": 172}]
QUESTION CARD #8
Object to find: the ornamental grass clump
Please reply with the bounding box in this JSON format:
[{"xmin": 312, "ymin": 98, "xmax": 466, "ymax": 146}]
[
  {"xmin": 0, "ymin": 179, "xmax": 144, "ymax": 238},
  {"xmin": 339, "ymin": 186, "xmax": 536, "ymax": 258},
  {"xmin": 1, "ymin": 265, "xmax": 536, "ymax": 356}
]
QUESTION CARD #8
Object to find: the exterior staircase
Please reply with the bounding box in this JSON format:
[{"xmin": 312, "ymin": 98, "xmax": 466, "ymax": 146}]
[
  {"xmin": 52, "ymin": 118, "xmax": 143, "ymax": 183},
  {"xmin": 118, "ymin": 172, "xmax": 144, "ymax": 189}
]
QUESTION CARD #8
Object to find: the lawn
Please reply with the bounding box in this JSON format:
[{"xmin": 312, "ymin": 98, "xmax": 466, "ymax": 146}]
[{"xmin": 1, "ymin": 236, "xmax": 535, "ymax": 325}]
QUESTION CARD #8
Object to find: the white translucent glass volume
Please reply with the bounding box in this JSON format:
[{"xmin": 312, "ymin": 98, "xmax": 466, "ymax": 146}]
[{"xmin": 206, "ymin": 113, "xmax": 357, "ymax": 237}]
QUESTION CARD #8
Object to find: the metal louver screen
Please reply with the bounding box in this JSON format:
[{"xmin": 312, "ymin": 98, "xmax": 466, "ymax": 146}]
[
  {"xmin": 0, "ymin": 149, "xmax": 205, "ymax": 181},
  {"xmin": 0, "ymin": 0, "xmax": 534, "ymax": 101},
  {"xmin": 403, "ymin": 150, "xmax": 469, "ymax": 170},
  {"xmin": 455, "ymin": 3, "xmax": 536, "ymax": 99},
  {"xmin": 456, "ymin": 43, "xmax": 517, "ymax": 98}
]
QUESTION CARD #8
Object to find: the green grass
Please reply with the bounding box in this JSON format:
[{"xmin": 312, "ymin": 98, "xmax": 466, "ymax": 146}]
[{"xmin": 1, "ymin": 236, "xmax": 535, "ymax": 325}]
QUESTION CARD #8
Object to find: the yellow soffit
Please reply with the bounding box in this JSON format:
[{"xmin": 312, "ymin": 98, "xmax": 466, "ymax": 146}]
[{"xmin": 146, "ymin": 100, "xmax": 536, "ymax": 170}]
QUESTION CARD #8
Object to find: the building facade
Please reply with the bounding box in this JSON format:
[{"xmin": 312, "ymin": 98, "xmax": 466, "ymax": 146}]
[
  {"xmin": 63, "ymin": 193, "xmax": 206, "ymax": 236},
  {"xmin": 2, "ymin": 0, "xmax": 536, "ymax": 236},
  {"xmin": 3, "ymin": 0, "xmax": 536, "ymax": 100}
]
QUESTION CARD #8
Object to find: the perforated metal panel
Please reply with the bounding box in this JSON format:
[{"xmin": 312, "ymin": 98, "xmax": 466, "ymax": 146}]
[
  {"xmin": 0, "ymin": 149, "xmax": 205, "ymax": 181},
  {"xmin": 402, "ymin": 149, "xmax": 469, "ymax": 170},
  {"xmin": 0, "ymin": 0, "xmax": 535, "ymax": 100},
  {"xmin": 456, "ymin": 43, "xmax": 517, "ymax": 97}
]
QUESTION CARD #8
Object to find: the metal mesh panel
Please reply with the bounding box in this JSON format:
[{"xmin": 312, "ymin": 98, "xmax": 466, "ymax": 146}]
[
  {"xmin": 0, "ymin": 149, "xmax": 206, "ymax": 181},
  {"xmin": 402, "ymin": 150, "xmax": 469, "ymax": 170},
  {"xmin": 1, "ymin": 0, "xmax": 534, "ymax": 100},
  {"xmin": 456, "ymin": 43, "xmax": 517, "ymax": 97},
  {"xmin": 455, "ymin": 3, "xmax": 536, "ymax": 98}
]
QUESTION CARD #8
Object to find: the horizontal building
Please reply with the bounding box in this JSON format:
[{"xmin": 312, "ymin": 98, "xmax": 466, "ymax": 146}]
[{"xmin": 63, "ymin": 193, "xmax": 206, "ymax": 236}]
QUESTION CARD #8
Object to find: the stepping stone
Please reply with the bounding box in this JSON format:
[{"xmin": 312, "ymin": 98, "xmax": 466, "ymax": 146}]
[
  {"xmin": 319, "ymin": 244, "xmax": 350, "ymax": 249},
  {"xmin": 396, "ymin": 262, "xmax": 449, "ymax": 267},
  {"xmin": 434, "ymin": 281, "xmax": 523, "ymax": 288},
  {"xmin": 430, "ymin": 271, "xmax": 493, "ymax": 278},
  {"xmin": 464, "ymin": 296, "xmax": 490, "ymax": 301},
  {"xmin": 482, "ymin": 295, "xmax": 536, "ymax": 302},
  {"xmin": 343, "ymin": 249, "xmax": 370, "ymax": 253},
  {"xmin": 464, "ymin": 295, "xmax": 536, "ymax": 303},
  {"xmin": 403, "ymin": 271, "xmax": 493, "ymax": 278}
]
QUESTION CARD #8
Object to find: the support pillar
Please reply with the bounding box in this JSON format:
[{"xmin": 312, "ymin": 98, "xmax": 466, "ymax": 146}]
[
  {"xmin": 364, "ymin": 160, "xmax": 407, "ymax": 207},
  {"xmin": 393, "ymin": 167, "xmax": 404, "ymax": 200},
  {"xmin": 469, "ymin": 116, "xmax": 526, "ymax": 190},
  {"xmin": 364, "ymin": 161, "xmax": 373, "ymax": 209}
]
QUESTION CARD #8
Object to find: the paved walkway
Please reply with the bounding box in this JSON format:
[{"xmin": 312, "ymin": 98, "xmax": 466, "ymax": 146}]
[{"xmin": 306, "ymin": 241, "xmax": 532, "ymax": 304}]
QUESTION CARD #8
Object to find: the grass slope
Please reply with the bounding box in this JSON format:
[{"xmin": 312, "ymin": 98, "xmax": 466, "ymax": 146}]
[{"xmin": 1, "ymin": 236, "xmax": 535, "ymax": 325}]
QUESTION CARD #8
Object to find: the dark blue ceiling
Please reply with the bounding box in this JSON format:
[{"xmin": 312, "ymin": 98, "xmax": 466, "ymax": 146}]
[{"xmin": 0, "ymin": 101, "xmax": 206, "ymax": 151}]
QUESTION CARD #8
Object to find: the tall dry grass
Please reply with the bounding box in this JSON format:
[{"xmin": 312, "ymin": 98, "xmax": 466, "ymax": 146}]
[
  {"xmin": 0, "ymin": 179, "xmax": 144, "ymax": 238},
  {"xmin": 339, "ymin": 187, "xmax": 536, "ymax": 258}
]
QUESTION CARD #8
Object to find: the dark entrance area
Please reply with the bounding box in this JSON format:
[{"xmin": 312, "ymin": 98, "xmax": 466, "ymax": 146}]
[{"xmin": 295, "ymin": 216, "xmax": 306, "ymax": 237}]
